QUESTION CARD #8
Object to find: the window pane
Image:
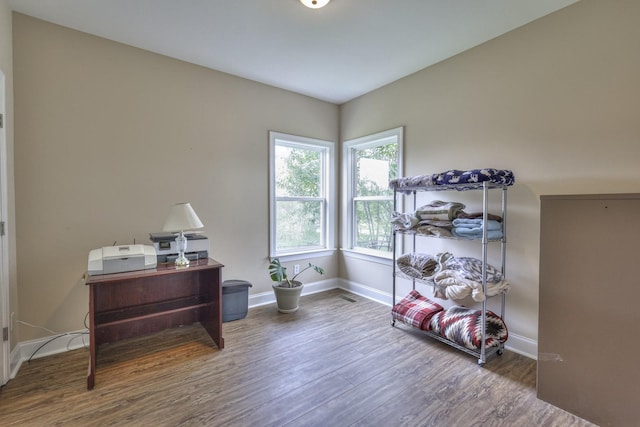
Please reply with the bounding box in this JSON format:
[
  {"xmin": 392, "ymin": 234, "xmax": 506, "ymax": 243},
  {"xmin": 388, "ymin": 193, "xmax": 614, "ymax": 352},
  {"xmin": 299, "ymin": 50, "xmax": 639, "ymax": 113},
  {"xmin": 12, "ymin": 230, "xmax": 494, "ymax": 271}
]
[
  {"xmin": 275, "ymin": 145, "xmax": 321, "ymax": 197},
  {"xmin": 354, "ymin": 199, "xmax": 393, "ymax": 251},
  {"xmin": 344, "ymin": 127, "xmax": 401, "ymax": 257},
  {"xmin": 356, "ymin": 144, "xmax": 398, "ymax": 197},
  {"xmin": 276, "ymin": 200, "xmax": 323, "ymax": 252}
]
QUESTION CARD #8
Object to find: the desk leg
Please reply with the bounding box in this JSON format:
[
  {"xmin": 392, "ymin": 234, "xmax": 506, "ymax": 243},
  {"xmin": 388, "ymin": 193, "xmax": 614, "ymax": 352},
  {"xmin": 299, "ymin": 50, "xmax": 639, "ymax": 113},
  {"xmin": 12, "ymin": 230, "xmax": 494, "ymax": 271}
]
[
  {"xmin": 201, "ymin": 303, "xmax": 225, "ymax": 349},
  {"xmin": 87, "ymin": 359, "xmax": 95, "ymax": 390},
  {"xmin": 201, "ymin": 269, "xmax": 224, "ymax": 349}
]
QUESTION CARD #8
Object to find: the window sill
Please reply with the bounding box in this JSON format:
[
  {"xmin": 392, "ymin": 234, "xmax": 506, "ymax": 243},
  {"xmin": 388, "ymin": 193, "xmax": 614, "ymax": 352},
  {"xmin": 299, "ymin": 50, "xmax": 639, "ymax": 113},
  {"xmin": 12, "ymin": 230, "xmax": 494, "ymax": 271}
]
[
  {"xmin": 340, "ymin": 248, "xmax": 393, "ymax": 266},
  {"xmin": 272, "ymin": 249, "xmax": 336, "ymax": 262}
]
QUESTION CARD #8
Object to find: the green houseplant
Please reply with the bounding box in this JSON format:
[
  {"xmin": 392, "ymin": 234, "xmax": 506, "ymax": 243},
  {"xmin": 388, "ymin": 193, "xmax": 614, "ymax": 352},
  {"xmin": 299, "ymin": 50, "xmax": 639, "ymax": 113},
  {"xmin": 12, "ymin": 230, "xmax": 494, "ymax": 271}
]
[{"xmin": 269, "ymin": 258, "xmax": 324, "ymax": 313}]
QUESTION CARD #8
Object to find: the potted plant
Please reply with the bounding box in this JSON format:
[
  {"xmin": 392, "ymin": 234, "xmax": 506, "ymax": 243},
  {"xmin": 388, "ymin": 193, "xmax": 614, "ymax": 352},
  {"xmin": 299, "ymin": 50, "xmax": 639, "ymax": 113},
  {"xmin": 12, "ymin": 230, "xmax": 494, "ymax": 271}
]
[{"xmin": 268, "ymin": 258, "xmax": 324, "ymax": 313}]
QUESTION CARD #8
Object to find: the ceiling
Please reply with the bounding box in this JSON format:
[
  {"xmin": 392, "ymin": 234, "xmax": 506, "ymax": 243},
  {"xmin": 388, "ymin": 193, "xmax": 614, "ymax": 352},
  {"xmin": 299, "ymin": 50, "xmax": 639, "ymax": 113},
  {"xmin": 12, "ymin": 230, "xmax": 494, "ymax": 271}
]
[{"xmin": 8, "ymin": 0, "xmax": 580, "ymax": 104}]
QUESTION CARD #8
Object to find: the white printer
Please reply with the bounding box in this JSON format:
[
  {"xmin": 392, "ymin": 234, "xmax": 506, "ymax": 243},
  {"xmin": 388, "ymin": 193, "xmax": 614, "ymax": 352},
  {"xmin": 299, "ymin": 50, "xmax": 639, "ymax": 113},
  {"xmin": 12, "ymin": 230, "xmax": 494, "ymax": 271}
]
[{"xmin": 87, "ymin": 244, "xmax": 157, "ymax": 276}]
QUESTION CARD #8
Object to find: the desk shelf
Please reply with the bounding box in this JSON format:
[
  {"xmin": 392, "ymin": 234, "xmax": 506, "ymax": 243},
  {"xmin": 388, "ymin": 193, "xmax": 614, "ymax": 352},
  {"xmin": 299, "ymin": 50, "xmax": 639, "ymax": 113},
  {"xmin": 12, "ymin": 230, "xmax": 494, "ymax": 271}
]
[
  {"xmin": 85, "ymin": 258, "xmax": 224, "ymax": 389},
  {"xmin": 96, "ymin": 296, "xmax": 213, "ymax": 325}
]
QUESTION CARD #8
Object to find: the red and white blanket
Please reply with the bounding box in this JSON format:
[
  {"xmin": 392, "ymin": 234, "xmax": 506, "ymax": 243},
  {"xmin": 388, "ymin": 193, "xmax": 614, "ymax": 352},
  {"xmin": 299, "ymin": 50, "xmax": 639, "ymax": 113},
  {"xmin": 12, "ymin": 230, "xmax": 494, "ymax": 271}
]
[{"xmin": 391, "ymin": 290, "xmax": 443, "ymax": 330}]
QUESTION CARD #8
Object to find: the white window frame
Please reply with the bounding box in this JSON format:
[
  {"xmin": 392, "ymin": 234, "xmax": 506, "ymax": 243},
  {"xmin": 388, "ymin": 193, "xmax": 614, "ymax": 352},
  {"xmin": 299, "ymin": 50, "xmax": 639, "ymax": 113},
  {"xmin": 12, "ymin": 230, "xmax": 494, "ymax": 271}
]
[
  {"xmin": 342, "ymin": 127, "xmax": 403, "ymax": 262},
  {"xmin": 269, "ymin": 131, "xmax": 335, "ymax": 261}
]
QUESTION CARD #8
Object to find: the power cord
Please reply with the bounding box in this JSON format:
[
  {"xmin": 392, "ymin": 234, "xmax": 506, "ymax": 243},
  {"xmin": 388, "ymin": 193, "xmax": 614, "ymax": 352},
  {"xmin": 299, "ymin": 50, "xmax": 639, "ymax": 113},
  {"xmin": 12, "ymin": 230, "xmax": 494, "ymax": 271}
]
[{"xmin": 17, "ymin": 313, "xmax": 90, "ymax": 362}]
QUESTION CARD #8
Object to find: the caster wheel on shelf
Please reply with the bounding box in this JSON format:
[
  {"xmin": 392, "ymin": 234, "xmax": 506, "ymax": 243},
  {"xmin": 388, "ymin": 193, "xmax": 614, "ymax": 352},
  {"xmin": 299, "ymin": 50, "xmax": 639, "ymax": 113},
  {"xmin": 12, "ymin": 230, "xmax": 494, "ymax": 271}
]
[
  {"xmin": 497, "ymin": 349, "xmax": 504, "ymax": 356},
  {"xmin": 477, "ymin": 360, "xmax": 485, "ymax": 367},
  {"xmin": 391, "ymin": 320, "xmax": 396, "ymax": 327}
]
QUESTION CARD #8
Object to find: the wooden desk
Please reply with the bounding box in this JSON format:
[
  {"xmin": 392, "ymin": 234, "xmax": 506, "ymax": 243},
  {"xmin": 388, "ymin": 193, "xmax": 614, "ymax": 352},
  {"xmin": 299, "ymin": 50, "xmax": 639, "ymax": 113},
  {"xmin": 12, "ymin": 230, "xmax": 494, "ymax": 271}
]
[{"xmin": 85, "ymin": 258, "xmax": 224, "ymax": 390}]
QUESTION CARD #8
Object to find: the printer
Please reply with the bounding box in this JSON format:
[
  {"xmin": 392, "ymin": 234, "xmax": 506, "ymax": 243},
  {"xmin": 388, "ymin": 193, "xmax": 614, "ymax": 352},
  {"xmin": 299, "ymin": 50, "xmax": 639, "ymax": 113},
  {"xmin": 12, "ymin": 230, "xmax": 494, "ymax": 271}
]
[
  {"xmin": 87, "ymin": 244, "xmax": 157, "ymax": 276},
  {"xmin": 149, "ymin": 232, "xmax": 209, "ymax": 263}
]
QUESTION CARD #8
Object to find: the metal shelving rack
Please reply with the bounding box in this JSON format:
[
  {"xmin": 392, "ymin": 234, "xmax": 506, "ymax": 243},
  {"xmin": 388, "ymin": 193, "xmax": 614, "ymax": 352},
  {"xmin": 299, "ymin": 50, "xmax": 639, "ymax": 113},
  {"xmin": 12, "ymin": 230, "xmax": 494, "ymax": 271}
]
[{"xmin": 391, "ymin": 180, "xmax": 508, "ymax": 365}]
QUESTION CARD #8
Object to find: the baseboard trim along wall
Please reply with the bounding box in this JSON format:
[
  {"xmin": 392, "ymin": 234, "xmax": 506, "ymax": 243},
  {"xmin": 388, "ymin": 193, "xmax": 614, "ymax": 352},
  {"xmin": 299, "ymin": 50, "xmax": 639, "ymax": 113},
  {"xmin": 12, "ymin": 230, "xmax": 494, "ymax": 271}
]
[
  {"xmin": 11, "ymin": 277, "xmax": 536, "ymax": 379},
  {"xmin": 10, "ymin": 329, "xmax": 89, "ymax": 379}
]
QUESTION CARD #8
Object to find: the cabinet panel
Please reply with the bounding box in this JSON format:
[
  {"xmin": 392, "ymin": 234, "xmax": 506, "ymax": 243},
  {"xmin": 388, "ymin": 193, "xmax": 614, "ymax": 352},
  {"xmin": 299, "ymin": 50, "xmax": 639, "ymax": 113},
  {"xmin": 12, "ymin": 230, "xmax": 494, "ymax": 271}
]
[{"xmin": 538, "ymin": 194, "xmax": 640, "ymax": 426}]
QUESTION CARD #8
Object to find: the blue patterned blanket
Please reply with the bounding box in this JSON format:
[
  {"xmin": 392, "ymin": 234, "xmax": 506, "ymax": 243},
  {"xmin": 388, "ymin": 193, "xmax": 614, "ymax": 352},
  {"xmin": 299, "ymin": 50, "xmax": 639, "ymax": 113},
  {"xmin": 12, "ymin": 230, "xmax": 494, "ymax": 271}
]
[{"xmin": 389, "ymin": 168, "xmax": 515, "ymax": 192}]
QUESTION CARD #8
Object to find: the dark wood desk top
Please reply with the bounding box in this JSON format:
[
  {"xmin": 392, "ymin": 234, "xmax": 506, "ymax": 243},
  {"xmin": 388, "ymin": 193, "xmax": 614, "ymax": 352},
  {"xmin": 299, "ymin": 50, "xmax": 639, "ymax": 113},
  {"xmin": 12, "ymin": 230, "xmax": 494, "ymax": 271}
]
[{"xmin": 85, "ymin": 258, "xmax": 224, "ymax": 285}]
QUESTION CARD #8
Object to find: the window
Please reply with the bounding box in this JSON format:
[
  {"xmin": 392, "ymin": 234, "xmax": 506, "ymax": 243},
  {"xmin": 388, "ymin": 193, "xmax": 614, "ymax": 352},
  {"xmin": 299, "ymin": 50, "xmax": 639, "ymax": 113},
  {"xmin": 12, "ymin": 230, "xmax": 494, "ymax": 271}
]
[
  {"xmin": 343, "ymin": 127, "xmax": 403, "ymax": 258},
  {"xmin": 269, "ymin": 131, "xmax": 335, "ymax": 259}
]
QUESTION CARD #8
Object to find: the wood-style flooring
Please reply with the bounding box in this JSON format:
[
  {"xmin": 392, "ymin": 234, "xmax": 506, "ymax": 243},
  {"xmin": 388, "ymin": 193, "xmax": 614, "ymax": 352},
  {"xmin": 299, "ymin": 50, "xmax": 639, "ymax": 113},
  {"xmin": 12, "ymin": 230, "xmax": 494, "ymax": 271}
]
[{"xmin": 0, "ymin": 289, "xmax": 595, "ymax": 426}]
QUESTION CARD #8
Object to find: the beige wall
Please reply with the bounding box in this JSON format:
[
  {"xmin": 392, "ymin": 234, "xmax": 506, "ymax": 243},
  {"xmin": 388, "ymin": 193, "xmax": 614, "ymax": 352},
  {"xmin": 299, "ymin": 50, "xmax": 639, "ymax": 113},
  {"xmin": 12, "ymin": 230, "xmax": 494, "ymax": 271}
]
[
  {"xmin": 11, "ymin": 0, "xmax": 640, "ymax": 354},
  {"xmin": 341, "ymin": 0, "xmax": 640, "ymax": 346},
  {"xmin": 12, "ymin": 14, "xmax": 339, "ymax": 341},
  {"xmin": 0, "ymin": 0, "xmax": 17, "ymax": 351}
]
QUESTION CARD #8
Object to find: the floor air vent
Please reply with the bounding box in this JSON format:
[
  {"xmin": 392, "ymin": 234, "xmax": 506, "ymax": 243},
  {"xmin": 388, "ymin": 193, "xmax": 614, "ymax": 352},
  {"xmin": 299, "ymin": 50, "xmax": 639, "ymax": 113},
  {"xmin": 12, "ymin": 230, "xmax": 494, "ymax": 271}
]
[{"xmin": 339, "ymin": 295, "xmax": 357, "ymax": 303}]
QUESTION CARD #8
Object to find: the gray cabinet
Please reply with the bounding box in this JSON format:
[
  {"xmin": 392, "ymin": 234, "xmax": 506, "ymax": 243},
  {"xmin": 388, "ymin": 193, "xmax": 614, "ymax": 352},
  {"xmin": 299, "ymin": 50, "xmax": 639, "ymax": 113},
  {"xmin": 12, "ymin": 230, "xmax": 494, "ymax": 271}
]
[{"xmin": 538, "ymin": 193, "xmax": 640, "ymax": 426}]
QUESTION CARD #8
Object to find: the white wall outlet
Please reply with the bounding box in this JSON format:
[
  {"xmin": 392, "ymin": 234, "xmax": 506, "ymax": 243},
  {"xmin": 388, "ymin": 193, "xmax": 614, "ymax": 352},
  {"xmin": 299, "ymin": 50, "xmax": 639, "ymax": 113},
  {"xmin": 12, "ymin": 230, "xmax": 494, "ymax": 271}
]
[{"xmin": 294, "ymin": 264, "xmax": 300, "ymax": 274}]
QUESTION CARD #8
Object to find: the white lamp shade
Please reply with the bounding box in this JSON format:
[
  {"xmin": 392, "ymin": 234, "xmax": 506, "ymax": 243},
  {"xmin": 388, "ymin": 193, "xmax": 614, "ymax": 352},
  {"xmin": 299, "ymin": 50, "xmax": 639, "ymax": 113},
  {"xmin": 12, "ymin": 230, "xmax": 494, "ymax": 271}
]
[
  {"xmin": 300, "ymin": 0, "xmax": 330, "ymax": 9},
  {"xmin": 162, "ymin": 203, "xmax": 204, "ymax": 232}
]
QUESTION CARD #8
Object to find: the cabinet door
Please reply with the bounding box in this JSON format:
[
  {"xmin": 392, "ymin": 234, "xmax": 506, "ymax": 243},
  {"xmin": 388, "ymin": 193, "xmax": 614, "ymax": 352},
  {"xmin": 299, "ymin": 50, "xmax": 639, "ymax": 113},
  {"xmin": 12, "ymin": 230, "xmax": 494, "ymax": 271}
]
[{"xmin": 538, "ymin": 194, "xmax": 640, "ymax": 427}]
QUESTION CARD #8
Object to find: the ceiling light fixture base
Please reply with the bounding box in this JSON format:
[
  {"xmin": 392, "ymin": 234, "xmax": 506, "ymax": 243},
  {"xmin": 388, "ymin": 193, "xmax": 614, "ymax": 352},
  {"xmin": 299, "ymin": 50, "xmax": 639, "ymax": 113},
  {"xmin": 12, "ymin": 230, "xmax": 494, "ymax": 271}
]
[{"xmin": 300, "ymin": 0, "xmax": 331, "ymax": 9}]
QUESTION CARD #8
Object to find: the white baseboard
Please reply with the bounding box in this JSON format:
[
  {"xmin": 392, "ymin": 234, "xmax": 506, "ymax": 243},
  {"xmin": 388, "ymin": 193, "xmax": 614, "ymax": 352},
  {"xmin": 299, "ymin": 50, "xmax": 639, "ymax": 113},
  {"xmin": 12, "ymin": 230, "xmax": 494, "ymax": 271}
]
[
  {"xmin": 10, "ymin": 331, "xmax": 89, "ymax": 379},
  {"xmin": 10, "ymin": 280, "xmax": 341, "ymax": 377},
  {"xmin": 248, "ymin": 277, "xmax": 341, "ymax": 308},
  {"xmin": 10, "ymin": 344, "xmax": 21, "ymax": 379},
  {"xmin": 503, "ymin": 333, "xmax": 537, "ymax": 360},
  {"xmin": 337, "ymin": 277, "xmax": 395, "ymax": 306},
  {"xmin": 11, "ymin": 278, "xmax": 536, "ymax": 379}
]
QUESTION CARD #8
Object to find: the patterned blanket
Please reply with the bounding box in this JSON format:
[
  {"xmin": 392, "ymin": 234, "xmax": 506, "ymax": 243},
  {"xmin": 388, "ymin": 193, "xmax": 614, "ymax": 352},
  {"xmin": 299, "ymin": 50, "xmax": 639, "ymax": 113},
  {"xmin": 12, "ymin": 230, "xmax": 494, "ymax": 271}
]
[
  {"xmin": 429, "ymin": 305, "xmax": 508, "ymax": 349},
  {"xmin": 396, "ymin": 253, "xmax": 439, "ymax": 281},
  {"xmin": 395, "ymin": 251, "xmax": 510, "ymax": 301},
  {"xmin": 389, "ymin": 168, "xmax": 515, "ymax": 192},
  {"xmin": 391, "ymin": 290, "xmax": 443, "ymax": 330},
  {"xmin": 415, "ymin": 200, "xmax": 466, "ymax": 221},
  {"xmin": 438, "ymin": 252, "xmax": 504, "ymax": 283},
  {"xmin": 434, "ymin": 169, "xmax": 515, "ymax": 186},
  {"xmin": 432, "ymin": 252, "xmax": 509, "ymax": 301}
]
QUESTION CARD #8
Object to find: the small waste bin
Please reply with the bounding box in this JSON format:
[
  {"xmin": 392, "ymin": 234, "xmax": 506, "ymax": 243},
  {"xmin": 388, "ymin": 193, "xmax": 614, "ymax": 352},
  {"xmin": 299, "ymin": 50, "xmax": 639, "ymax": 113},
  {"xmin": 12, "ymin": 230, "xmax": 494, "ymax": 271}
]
[{"xmin": 222, "ymin": 279, "xmax": 252, "ymax": 322}]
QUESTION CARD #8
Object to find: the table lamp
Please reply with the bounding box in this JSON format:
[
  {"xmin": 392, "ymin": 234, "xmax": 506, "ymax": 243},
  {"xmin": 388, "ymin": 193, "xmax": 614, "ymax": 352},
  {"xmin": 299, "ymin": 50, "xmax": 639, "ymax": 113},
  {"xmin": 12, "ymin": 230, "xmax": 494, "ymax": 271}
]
[{"xmin": 162, "ymin": 202, "xmax": 204, "ymax": 267}]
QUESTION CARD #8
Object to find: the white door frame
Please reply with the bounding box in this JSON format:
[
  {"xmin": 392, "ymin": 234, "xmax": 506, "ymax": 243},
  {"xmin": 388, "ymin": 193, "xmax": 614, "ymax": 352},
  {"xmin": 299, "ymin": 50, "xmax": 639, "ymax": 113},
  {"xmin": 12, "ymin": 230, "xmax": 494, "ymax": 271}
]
[{"xmin": 0, "ymin": 70, "xmax": 9, "ymax": 386}]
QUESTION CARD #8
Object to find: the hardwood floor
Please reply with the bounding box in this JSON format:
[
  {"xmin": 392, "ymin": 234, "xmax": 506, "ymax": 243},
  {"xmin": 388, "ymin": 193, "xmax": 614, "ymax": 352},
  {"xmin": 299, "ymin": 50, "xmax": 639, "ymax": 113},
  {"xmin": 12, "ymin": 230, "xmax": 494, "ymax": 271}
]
[{"xmin": 0, "ymin": 289, "xmax": 595, "ymax": 426}]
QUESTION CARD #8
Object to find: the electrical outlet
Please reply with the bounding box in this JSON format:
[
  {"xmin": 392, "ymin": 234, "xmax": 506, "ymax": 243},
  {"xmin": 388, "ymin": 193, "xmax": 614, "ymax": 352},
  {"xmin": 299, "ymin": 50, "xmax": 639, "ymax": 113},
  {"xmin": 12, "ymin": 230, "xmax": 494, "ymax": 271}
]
[{"xmin": 294, "ymin": 264, "xmax": 300, "ymax": 274}]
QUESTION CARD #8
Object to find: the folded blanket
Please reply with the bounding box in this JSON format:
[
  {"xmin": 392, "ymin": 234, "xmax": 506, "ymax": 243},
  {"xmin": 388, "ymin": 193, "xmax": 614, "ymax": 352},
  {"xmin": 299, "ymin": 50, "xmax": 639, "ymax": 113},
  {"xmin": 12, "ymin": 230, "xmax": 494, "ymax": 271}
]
[
  {"xmin": 390, "ymin": 211, "xmax": 419, "ymax": 230},
  {"xmin": 389, "ymin": 175, "xmax": 436, "ymax": 193},
  {"xmin": 433, "ymin": 270, "xmax": 484, "ymax": 301},
  {"xmin": 432, "ymin": 269, "xmax": 510, "ymax": 302},
  {"xmin": 396, "ymin": 253, "xmax": 438, "ymax": 280},
  {"xmin": 417, "ymin": 219, "xmax": 453, "ymax": 229},
  {"xmin": 437, "ymin": 252, "xmax": 504, "ymax": 283},
  {"xmin": 451, "ymin": 218, "xmax": 502, "ymax": 239},
  {"xmin": 415, "ymin": 200, "xmax": 466, "ymax": 221},
  {"xmin": 452, "ymin": 229, "xmax": 503, "ymax": 240},
  {"xmin": 434, "ymin": 168, "xmax": 515, "ymax": 186},
  {"xmin": 392, "ymin": 290, "xmax": 443, "ymax": 330},
  {"xmin": 416, "ymin": 225, "xmax": 453, "ymax": 238},
  {"xmin": 457, "ymin": 211, "xmax": 503, "ymax": 221},
  {"xmin": 452, "ymin": 218, "xmax": 502, "ymax": 230},
  {"xmin": 389, "ymin": 169, "xmax": 515, "ymax": 192},
  {"xmin": 428, "ymin": 306, "xmax": 509, "ymax": 349}
]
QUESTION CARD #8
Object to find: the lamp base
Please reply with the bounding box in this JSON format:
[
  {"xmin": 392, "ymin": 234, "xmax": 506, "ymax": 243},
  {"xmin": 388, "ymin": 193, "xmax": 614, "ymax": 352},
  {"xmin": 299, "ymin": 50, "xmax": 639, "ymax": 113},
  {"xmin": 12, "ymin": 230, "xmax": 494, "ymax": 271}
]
[
  {"xmin": 174, "ymin": 254, "xmax": 190, "ymax": 267},
  {"xmin": 174, "ymin": 231, "xmax": 190, "ymax": 267}
]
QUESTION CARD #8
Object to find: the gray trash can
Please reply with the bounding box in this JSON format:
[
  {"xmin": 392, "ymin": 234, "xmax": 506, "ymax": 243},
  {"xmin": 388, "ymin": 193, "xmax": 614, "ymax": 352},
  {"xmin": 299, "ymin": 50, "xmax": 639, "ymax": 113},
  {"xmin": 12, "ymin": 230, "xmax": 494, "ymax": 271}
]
[{"xmin": 222, "ymin": 280, "xmax": 252, "ymax": 322}]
